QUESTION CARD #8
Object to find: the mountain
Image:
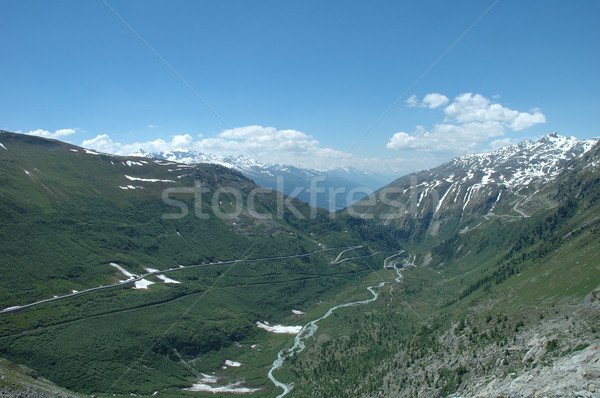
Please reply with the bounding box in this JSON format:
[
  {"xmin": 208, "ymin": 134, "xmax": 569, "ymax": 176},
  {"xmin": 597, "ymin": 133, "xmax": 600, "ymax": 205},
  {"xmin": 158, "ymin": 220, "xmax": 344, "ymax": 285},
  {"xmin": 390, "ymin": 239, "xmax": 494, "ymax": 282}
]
[
  {"xmin": 288, "ymin": 138, "xmax": 600, "ymax": 397},
  {"xmin": 136, "ymin": 149, "xmax": 385, "ymax": 210},
  {"xmin": 350, "ymin": 132, "xmax": 598, "ymax": 241}
]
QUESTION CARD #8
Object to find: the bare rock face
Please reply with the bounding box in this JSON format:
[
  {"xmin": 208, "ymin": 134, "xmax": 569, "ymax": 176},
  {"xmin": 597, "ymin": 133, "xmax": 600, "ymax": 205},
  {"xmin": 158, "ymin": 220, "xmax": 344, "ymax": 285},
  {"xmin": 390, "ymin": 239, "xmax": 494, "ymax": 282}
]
[
  {"xmin": 0, "ymin": 358, "xmax": 87, "ymax": 398},
  {"xmin": 468, "ymin": 344, "xmax": 600, "ymax": 398},
  {"xmin": 520, "ymin": 333, "xmax": 548, "ymax": 366},
  {"xmin": 377, "ymin": 303, "xmax": 599, "ymax": 398},
  {"xmin": 583, "ymin": 285, "xmax": 600, "ymax": 307}
]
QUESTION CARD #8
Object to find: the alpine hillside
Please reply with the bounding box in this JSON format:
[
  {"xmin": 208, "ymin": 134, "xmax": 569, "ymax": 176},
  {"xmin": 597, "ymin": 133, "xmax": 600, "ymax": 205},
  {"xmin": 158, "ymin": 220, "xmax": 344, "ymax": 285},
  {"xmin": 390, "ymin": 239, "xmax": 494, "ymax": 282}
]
[
  {"xmin": 0, "ymin": 130, "xmax": 399, "ymax": 397},
  {"xmin": 350, "ymin": 133, "xmax": 598, "ymax": 242},
  {"xmin": 284, "ymin": 136, "xmax": 600, "ymax": 397}
]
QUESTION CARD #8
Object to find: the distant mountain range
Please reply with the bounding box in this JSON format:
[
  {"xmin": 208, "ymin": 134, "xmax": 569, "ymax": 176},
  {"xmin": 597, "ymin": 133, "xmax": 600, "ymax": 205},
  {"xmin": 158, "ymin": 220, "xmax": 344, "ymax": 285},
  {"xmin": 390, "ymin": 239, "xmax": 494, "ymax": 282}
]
[{"xmin": 136, "ymin": 149, "xmax": 387, "ymax": 210}]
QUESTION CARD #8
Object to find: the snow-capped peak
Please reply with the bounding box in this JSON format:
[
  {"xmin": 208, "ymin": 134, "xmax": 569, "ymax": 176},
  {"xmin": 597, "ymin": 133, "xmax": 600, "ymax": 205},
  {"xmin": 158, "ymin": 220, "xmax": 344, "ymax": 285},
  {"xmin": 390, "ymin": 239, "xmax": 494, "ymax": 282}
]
[{"xmin": 450, "ymin": 133, "xmax": 597, "ymax": 188}]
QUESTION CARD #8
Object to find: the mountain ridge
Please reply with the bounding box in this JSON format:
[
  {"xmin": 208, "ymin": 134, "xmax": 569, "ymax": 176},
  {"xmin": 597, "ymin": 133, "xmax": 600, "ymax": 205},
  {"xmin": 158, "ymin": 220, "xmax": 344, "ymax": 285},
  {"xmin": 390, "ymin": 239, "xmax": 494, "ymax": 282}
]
[
  {"xmin": 350, "ymin": 132, "xmax": 598, "ymax": 242},
  {"xmin": 131, "ymin": 148, "xmax": 386, "ymax": 210}
]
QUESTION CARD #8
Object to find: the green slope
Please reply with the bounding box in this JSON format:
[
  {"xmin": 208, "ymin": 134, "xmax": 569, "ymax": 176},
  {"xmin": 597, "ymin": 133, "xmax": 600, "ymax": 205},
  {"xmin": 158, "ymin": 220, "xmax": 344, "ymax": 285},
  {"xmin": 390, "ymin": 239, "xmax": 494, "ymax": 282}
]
[
  {"xmin": 2, "ymin": 130, "xmax": 598, "ymax": 397},
  {"xmin": 0, "ymin": 356, "xmax": 88, "ymax": 398},
  {"xmin": 275, "ymin": 142, "xmax": 600, "ymax": 397},
  {"xmin": 0, "ymin": 131, "xmax": 399, "ymax": 396}
]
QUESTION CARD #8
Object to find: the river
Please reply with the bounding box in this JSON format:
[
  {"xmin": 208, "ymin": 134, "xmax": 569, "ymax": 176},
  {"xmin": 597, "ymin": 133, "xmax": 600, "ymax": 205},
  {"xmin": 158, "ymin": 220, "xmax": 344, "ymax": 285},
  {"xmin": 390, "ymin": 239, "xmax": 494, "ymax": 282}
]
[{"xmin": 267, "ymin": 252, "xmax": 404, "ymax": 397}]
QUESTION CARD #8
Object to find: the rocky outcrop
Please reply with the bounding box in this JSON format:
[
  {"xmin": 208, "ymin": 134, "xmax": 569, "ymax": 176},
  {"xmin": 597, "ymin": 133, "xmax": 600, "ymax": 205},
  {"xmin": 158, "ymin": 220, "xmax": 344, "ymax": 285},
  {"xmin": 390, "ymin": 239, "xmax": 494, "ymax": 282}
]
[
  {"xmin": 0, "ymin": 358, "xmax": 86, "ymax": 398},
  {"xmin": 466, "ymin": 344, "xmax": 599, "ymax": 397},
  {"xmin": 377, "ymin": 304, "xmax": 599, "ymax": 398}
]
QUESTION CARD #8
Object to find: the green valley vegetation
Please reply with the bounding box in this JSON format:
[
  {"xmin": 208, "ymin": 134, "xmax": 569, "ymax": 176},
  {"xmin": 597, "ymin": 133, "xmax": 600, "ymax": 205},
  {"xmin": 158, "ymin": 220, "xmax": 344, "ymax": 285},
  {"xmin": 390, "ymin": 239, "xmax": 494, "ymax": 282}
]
[
  {"xmin": 276, "ymin": 139, "xmax": 600, "ymax": 397},
  {"xmin": 0, "ymin": 131, "xmax": 399, "ymax": 396},
  {"xmin": 1, "ymin": 130, "xmax": 599, "ymax": 397}
]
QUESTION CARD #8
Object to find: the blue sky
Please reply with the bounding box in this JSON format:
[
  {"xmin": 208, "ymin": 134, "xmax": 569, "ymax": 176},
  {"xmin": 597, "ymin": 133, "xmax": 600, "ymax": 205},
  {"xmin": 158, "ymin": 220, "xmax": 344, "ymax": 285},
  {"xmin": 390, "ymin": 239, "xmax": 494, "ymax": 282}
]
[{"xmin": 1, "ymin": 0, "xmax": 599, "ymax": 177}]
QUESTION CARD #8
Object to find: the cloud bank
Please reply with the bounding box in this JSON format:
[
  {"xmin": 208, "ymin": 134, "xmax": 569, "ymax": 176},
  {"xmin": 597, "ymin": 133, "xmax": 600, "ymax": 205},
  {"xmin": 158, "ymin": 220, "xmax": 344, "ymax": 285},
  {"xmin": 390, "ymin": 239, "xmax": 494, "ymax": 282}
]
[
  {"xmin": 82, "ymin": 125, "xmax": 406, "ymax": 173},
  {"xmin": 405, "ymin": 93, "xmax": 449, "ymax": 109},
  {"xmin": 390, "ymin": 93, "xmax": 546, "ymax": 153},
  {"xmin": 26, "ymin": 128, "xmax": 77, "ymax": 139}
]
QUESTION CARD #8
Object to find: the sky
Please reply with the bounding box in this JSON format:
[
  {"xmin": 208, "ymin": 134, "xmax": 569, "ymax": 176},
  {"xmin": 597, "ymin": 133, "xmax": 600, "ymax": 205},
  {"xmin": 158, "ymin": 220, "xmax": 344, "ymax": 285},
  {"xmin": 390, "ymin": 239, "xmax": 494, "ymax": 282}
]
[{"xmin": 1, "ymin": 0, "xmax": 599, "ymax": 178}]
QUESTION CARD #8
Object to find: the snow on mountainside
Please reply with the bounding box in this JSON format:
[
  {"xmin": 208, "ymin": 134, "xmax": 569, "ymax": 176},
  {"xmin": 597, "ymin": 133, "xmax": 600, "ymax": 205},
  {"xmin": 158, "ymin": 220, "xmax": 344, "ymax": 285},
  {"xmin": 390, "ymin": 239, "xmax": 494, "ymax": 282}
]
[
  {"xmin": 137, "ymin": 149, "xmax": 384, "ymax": 210},
  {"xmin": 352, "ymin": 133, "xmax": 598, "ymax": 238},
  {"xmin": 449, "ymin": 132, "xmax": 597, "ymax": 189},
  {"xmin": 143, "ymin": 149, "xmax": 265, "ymax": 172}
]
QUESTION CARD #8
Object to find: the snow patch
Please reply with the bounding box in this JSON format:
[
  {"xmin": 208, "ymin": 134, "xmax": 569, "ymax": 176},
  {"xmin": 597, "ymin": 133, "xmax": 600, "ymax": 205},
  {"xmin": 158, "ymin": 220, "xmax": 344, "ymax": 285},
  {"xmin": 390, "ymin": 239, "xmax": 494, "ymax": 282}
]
[
  {"xmin": 69, "ymin": 149, "xmax": 78, "ymax": 152},
  {"xmin": 84, "ymin": 149, "xmax": 100, "ymax": 155},
  {"xmin": 256, "ymin": 321, "xmax": 302, "ymax": 334},
  {"xmin": 416, "ymin": 187, "xmax": 430, "ymax": 208},
  {"xmin": 462, "ymin": 186, "xmax": 474, "ymax": 211},
  {"xmin": 435, "ymin": 184, "xmax": 453, "ymax": 214},
  {"xmin": 490, "ymin": 190, "xmax": 503, "ymax": 212},
  {"xmin": 125, "ymin": 175, "xmax": 174, "ymax": 183},
  {"xmin": 110, "ymin": 263, "xmax": 138, "ymax": 280},
  {"xmin": 156, "ymin": 274, "xmax": 181, "ymax": 284},
  {"xmin": 184, "ymin": 381, "xmax": 260, "ymax": 394},
  {"xmin": 123, "ymin": 160, "xmax": 144, "ymax": 166},
  {"xmin": 0, "ymin": 143, "xmax": 7, "ymax": 150},
  {"xmin": 133, "ymin": 279, "xmax": 155, "ymax": 289},
  {"xmin": 119, "ymin": 185, "xmax": 143, "ymax": 190},
  {"xmin": 23, "ymin": 169, "xmax": 31, "ymax": 176},
  {"xmin": 144, "ymin": 267, "xmax": 160, "ymax": 273},
  {"xmin": 291, "ymin": 310, "xmax": 306, "ymax": 315},
  {"xmin": 481, "ymin": 168, "xmax": 495, "ymax": 185},
  {"xmin": 199, "ymin": 373, "xmax": 217, "ymax": 384},
  {"xmin": 224, "ymin": 360, "xmax": 242, "ymax": 367}
]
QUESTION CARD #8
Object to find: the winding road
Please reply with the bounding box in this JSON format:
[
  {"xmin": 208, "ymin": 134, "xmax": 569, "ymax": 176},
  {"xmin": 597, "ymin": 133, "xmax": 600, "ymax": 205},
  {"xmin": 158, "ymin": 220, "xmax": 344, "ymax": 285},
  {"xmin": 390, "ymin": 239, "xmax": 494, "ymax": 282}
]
[
  {"xmin": 0, "ymin": 245, "xmax": 364, "ymax": 315},
  {"xmin": 2, "ymin": 245, "xmax": 407, "ymax": 398}
]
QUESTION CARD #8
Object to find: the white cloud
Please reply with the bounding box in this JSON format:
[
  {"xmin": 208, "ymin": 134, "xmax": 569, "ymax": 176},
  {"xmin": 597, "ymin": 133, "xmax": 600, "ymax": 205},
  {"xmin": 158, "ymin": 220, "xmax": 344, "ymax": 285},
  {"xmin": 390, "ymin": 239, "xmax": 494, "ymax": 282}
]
[
  {"xmin": 387, "ymin": 93, "xmax": 546, "ymax": 154},
  {"xmin": 508, "ymin": 108, "xmax": 546, "ymax": 130},
  {"xmin": 213, "ymin": 126, "xmax": 320, "ymax": 154},
  {"xmin": 26, "ymin": 128, "xmax": 76, "ymax": 139},
  {"xmin": 422, "ymin": 93, "xmax": 449, "ymax": 109},
  {"xmin": 171, "ymin": 134, "xmax": 193, "ymax": 148},
  {"xmin": 443, "ymin": 93, "xmax": 545, "ymax": 127},
  {"xmin": 82, "ymin": 134, "xmax": 198, "ymax": 155},
  {"xmin": 81, "ymin": 134, "xmax": 118, "ymax": 153},
  {"xmin": 405, "ymin": 94, "xmax": 418, "ymax": 108},
  {"xmin": 444, "ymin": 93, "xmax": 517, "ymax": 122},
  {"xmin": 387, "ymin": 131, "xmax": 419, "ymax": 150},
  {"xmin": 189, "ymin": 126, "xmax": 354, "ymax": 170},
  {"xmin": 387, "ymin": 121, "xmax": 504, "ymax": 152},
  {"xmin": 405, "ymin": 93, "xmax": 449, "ymax": 109},
  {"xmin": 81, "ymin": 126, "xmax": 378, "ymax": 172}
]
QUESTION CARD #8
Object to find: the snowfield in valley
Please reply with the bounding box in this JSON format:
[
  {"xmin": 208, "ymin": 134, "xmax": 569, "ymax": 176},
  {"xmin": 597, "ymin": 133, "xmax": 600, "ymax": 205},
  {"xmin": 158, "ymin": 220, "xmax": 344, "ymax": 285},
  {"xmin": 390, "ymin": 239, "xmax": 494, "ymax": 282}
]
[
  {"xmin": 156, "ymin": 274, "xmax": 181, "ymax": 284},
  {"xmin": 256, "ymin": 321, "xmax": 302, "ymax": 334}
]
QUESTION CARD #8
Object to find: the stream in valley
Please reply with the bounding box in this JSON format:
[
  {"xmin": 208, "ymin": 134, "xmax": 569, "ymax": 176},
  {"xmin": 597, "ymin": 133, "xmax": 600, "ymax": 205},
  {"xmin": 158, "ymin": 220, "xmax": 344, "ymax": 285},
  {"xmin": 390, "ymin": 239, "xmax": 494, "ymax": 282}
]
[{"xmin": 267, "ymin": 252, "xmax": 404, "ymax": 397}]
